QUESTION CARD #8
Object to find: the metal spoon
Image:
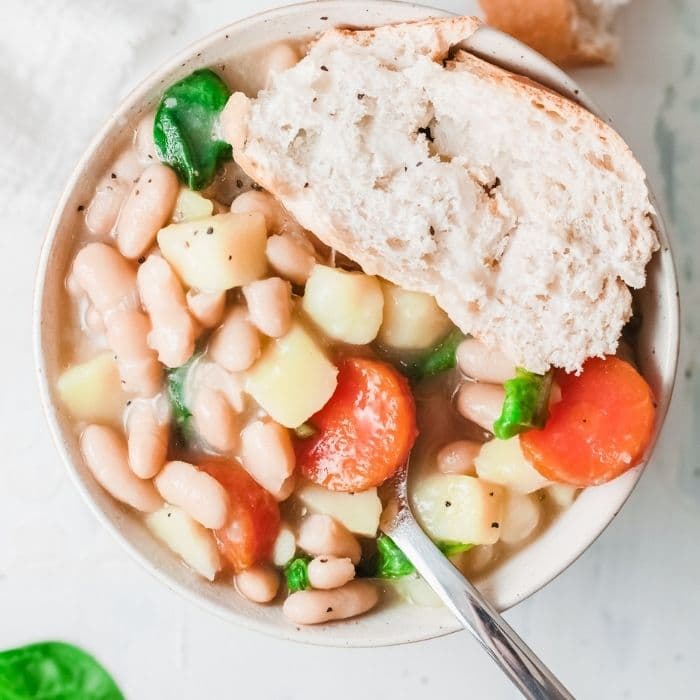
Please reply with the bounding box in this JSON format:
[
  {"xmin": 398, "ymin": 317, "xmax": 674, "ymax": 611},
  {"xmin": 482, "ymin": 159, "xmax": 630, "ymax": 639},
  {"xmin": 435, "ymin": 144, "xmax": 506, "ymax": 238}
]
[{"xmin": 382, "ymin": 461, "xmax": 574, "ymax": 700}]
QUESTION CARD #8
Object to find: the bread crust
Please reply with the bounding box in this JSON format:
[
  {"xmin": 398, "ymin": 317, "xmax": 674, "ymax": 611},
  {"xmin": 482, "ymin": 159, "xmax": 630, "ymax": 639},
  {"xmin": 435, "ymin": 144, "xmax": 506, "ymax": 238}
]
[{"xmin": 478, "ymin": 0, "xmax": 617, "ymax": 67}]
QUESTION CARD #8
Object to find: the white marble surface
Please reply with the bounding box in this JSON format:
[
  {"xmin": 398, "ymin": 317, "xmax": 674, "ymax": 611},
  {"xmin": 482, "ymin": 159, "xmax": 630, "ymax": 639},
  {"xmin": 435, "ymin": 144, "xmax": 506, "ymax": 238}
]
[{"xmin": 1, "ymin": 0, "xmax": 698, "ymax": 698}]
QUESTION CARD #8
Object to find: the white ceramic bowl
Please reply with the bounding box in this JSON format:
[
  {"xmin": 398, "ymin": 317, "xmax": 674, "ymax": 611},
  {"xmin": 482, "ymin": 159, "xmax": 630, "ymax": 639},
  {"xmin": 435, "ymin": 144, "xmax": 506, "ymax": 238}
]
[{"xmin": 34, "ymin": 1, "xmax": 679, "ymax": 647}]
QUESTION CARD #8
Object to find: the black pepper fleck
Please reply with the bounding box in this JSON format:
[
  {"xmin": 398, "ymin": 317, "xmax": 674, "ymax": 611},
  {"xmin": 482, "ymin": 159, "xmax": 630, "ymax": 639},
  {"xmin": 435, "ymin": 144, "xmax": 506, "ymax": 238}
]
[
  {"xmin": 445, "ymin": 500, "xmax": 452, "ymax": 507},
  {"xmin": 489, "ymin": 491, "xmax": 494, "ymax": 497},
  {"xmin": 147, "ymin": 154, "xmax": 153, "ymax": 160},
  {"xmin": 135, "ymin": 189, "xmax": 140, "ymax": 196},
  {"xmin": 417, "ymin": 126, "xmax": 434, "ymax": 142},
  {"xmin": 185, "ymin": 241, "xmax": 190, "ymax": 248},
  {"xmin": 147, "ymin": 178, "xmax": 152, "ymax": 184},
  {"xmin": 126, "ymin": 400, "xmax": 132, "ymax": 406},
  {"xmin": 77, "ymin": 205, "xmax": 85, "ymax": 212},
  {"xmin": 236, "ymin": 179, "xmax": 243, "ymax": 188},
  {"xmin": 491, "ymin": 522, "xmax": 499, "ymax": 529},
  {"xmin": 416, "ymin": 161, "xmax": 423, "ymax": 167},
  {"xmin": 228, "ymin": 255, "xmax": 232, "ymax": 260},
  {"xmin": 206, "ymin": 227, "xmax": 214, "ymax": 235},
  {"xmin": 357, "ymin": 93, "xmax": 365, "ymax": 100},
  {"xmin": 304, "ymin": 182, "xmax": 309, "ymax": 188},
  {"xmin": 111, "ymin": 172, "xmax": 117, "ymax": 179},
  {"xmin": 320, "ymin": 16, "xmax": 328, "ymax": 20},
  {"xmin": 429, "ymin": 225, "xmax": 435, "ymax": 236},
  {"xmin": 320, "ymin": 65, "xmax": 328, "ymax": 71},
  {"xmin": 326, "ymin": 607, "xmax": 333, "ymax": 613},
  {"xmin": 320, "ymin": 558, "xmax": 328, "ymax": 563},
  {"xmin": 137, "ymin": 256, "xmax": 146, "ymax": 264}
]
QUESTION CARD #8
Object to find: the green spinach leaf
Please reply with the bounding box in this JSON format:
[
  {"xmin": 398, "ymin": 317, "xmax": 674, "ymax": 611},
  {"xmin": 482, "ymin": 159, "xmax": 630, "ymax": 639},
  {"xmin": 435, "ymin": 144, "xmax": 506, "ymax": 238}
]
[
  {"xmin": 0, "ymin": 641, "xmax": 123, "ymax": 700},
  {"xmin": 284, "ymin": 557, "xmax": 311, "ymax": 592},
  {"xmin": 399, "ymin": 329, "xmax": 465, "ymax": 382},
  {"xmin": 375, "ymin": 534, "xmax": 415, "ymax": 579},
  {"xmin": 493, "ymin": 369, "xmax": 553, "ymax": 440},
  {"xmin": 437, "ymin": 541, "xmax": 473, "ymax": 557},
  {"xmin": 154, "ymin": 69, "xmax": 232, "ymax": 190}
]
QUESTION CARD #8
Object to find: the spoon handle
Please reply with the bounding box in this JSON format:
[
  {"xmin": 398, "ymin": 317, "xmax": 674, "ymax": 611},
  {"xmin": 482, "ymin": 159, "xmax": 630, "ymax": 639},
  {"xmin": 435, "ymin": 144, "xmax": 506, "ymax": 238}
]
[{"xmin": 390, "ymin": 523, "xmax": 575, "ymax": 700}]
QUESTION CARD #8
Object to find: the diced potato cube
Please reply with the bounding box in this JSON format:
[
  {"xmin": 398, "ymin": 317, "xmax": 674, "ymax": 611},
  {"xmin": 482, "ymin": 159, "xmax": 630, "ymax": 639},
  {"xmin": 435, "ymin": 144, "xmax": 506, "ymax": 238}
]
[
  {"xmin": 56, "ymin": 352, "xmax": 126, "ymax": 424},
  {"xmin": 475, "ymin": 437, "xmax": 551, "ymax": 494},
  {"xmin": 172, "ymin": 188, "xmax": 214, "ymax": 223},
  {"xmin": 545, "ymin": 484, "xmax": 579, "ymax": 508},
  {"xmin": 378, "ymin": 282, "xmax": 452, "ymax": 349},
  {"xmin": 412, "ymin": 474, "xmax": 505, "ymax": 545},
  {"xmin": 499, "ymin": 492, "xmax": 541, "ymax": 545},
  {"xmin": 146, "ymin": 504, "xmax": 222, "ymax": 581},
  {"xmin": 302, "ymin": 265, "xmax": 383, "ymax": 344},
  {"xmin": 245, "ymin": 322, "xmax": 338, "ymax": 428},
  {"xmin": 158, "ymin": 212, "xmax": 267, "ymax": 292},
  {"xmin": 295, "ymin": 481, "xmax": 381, "ymax": 537},
  {"xmin": 390, "ymin": 575, "xmax": 442, "ymax": 608}
]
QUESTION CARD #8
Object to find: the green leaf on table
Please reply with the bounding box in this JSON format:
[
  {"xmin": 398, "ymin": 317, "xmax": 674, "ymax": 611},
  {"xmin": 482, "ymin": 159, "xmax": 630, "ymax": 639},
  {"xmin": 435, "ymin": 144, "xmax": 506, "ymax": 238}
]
[{"xmin": 0, "ymin": 641, "xmax": 123, "ymax": 700}]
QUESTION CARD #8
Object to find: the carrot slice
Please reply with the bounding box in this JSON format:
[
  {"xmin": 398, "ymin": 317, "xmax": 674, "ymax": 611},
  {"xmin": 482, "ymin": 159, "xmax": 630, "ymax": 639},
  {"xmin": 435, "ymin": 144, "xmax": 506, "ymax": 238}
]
[
  {"xmin": 520, "ymin": 356, "xmax": 655, "ymax": 487},
  {"xmin": 296, "ymin": 357, "xmax": 418, "ymax": 492},
  {"xmin": 199, "ymin": 458, "xmax": 280, "ymax": 572}
]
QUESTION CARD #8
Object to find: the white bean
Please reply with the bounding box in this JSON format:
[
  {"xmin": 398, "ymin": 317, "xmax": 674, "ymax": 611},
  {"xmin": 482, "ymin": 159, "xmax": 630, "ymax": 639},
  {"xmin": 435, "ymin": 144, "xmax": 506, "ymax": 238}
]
[
  {"xmin": 127, "ymin": 400, "xmax": 169, "ymax": 478},
  {"xmin": 189, "ymin": 359, "xmax": 245, "ymax": 413},
  {"xmin": 499, "ymin": 492, "xmax": 541, "ymax": 545},
  {"xmin": 266, "ymin": 234, "xmax": 316, "ymax": 285},
  {"xmin": 456, "ymin": 383, "xmax": 505, "ymax": 433},
  {"xmin": 137, "ymin": 255, "xmax": 196, "ymax": 368},
  {"xmin": 71, "ymin": 243, "xmax": 139, "ymax": 317},
  {"xmin": 436, "ymin": 440, "xmax": 481, "ymax": 475},
  {"xmin": 115, "ymin": 164, "xmax": 179, "ymax": 259},
  {"xmin": 307, "ymin": 556, "xmax": 355, "ymax": 590},
  {"xmin": 231, "ymin": 190, "xmax": 301, "ymax": 236},
  {"xmin": 241, "ymin": 420, "xmax": 295, "ymax": 500},
  {"xmin": 243, "ymin": 277, "xmax": 292, "ymax": 338},
  {"xmin": 110, "ymin": 147, "xmax": 144, "ymax": 184},
  {"xmin": 264, "ymin": 42, "xmax": 301, "ymax": 88},
  {"xmin": 192, "ymin": 386, "xmax": 239, "ymax": 453},
  {"xmin": 154, "ymin": 460, "xmax": 229, "ymax": 529},
  {"xmin": 235, "ymin": 564, "xmax": 280, "ymax": 603},
  {"xmin": 106, "ymin": 309, "xmax": 162, "ymax": 396},
  {"xmin": 186, "ymin": 289, "xmax": 226, "ymax": 329},
  {"xmin": 134, "ymin": 111, "xmax": 157, "ymax": 163},
  {"xmin": 219, "ymin": 92, "xmax": 250, "ymax": 152},
  {"xmin": 83, "ymin": 305, "xmax": 106, "ymax": 335},
  {"xmin": 276, "ymin": 474, "xmax": 297, "ymax": 502},
  {"xmin": 208, "ymin": 306, "xmax": 260, "ymax": 372},
  {"xmin": 457, "ymin": 339, "xmax": 517, "ymax": 384},
  {"xmin": 283, "ymin": 581, "xmax": 378, "ymax": 625},
  {"xmin": 272, "ymin": 524, "xmax": 296, "ymax": 566},
  {"xmin": 85, "ymin": 184, "xmax": 127, "ymax": 236},
  {"xmin": 80, "ymin": 425, "xmax": 162, "ymax": 512},
  {"xmin": 297, "ymin": 514, "xmax": 361, "ymax": 565}
]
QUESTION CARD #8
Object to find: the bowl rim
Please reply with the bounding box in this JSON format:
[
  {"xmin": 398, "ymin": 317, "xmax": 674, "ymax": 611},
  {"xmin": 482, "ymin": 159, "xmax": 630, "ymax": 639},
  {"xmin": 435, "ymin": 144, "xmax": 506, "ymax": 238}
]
[{"xmin": 32, "ymin": 0, "xmax": 680, "ymax": 647}]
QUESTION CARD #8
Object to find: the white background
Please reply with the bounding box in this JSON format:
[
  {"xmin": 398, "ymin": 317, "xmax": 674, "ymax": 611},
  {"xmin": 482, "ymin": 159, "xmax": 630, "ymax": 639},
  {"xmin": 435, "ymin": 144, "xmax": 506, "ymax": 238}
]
[{"xmin": 1, "ymin": 1, "xmax": 699, "ymax": 698}]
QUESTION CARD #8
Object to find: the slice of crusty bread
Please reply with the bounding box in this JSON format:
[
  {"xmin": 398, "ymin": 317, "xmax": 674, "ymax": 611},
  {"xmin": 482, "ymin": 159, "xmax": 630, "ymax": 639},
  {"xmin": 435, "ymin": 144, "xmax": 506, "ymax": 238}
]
[
  {"xmin": 479, "ymin": 0, "xmax": 630, "ymax": 67},
  {"xmin": 221, "ymin": 17, "xmax": 657, "ymax": 374}
]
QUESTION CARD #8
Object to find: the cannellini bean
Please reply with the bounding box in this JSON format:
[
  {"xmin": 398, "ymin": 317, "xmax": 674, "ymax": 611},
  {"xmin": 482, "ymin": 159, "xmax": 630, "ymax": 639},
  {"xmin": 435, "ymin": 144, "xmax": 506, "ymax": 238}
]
[
  {"xmin": 272, "ymin": 524, "xmax": 296, "ymax": 566},
  {"xmin": 231, "ymin": 190, "xmax": 289, "ymax": 235},
  {"xmin": 83, "ymin": 305, "xmax": 106, "ymax": 335},
  {"xmin": 106, "ymin": 309, "xmax": 162, "ymax": 396},
  {"xmin": 500, "ymin": 492, "xmax": 541, "ymax": 545},
  {"xmin": 436, "ymin": 440, "xmax": 481, "ymax": 475},
  {"xmin": 297, "ymin": 514, "xmax": 362, "ymax": 565},
  {"xmin": 276, "ymin": 474, "xmax": 297, "ymax": 502},
  {"xmin": 115, "ymin": 164, "xmax": 179, "ymax": 259},
  {"xmin": 127, "ymin": 400, "xmax": 169, "ymax": 478},
  {"xmin": 264, "ymin": 42, "xmax": 301, "ymax": 88},
  {"xmin": 71, "ymin": 243, "xmax": 139, "ymax": 317},
  {"xmin": 209, "ymin": 307, "xmax": 260, "ymax": 372},
  {"xmin": 220, "ymin": 92, "xmax": 249, "ymax": 152},
  {"xmin": 457, "ymin": 339, "xmax": 517, "ymax": 384},
  {"xmin": 134, "ymin": 111, "xmax": 157, "ymax": 163},
  {"xmin": 236, "ymin": 564, "xmax": 280, "ymax": 603},
  {"xmin": 456, "ymin": 382, "xmax": 506, "ymax": 433},
  {"xmin": 243, "ymin": 277, "xmax": 292, "ymax": 338},
  {"xmin": 241, "ymin": 420, "xmax": 295, "ymax": 499},
  {"xmin": 110, "ymin": 147, "xmax": 144, "ymax": 184},
  {"xmin": 283, "ymin": 581, "xmax": 378, "ymax": 625},
  {"xmin": 80, "ymin": 425, "xmax": 162, "ymax": 512},
  {"xmin": 307, "ymin": 556, "xmax": 355, "ymax": 590},
  {"xmin": 192, "ymin": 387, "xmax": 239, "ymax": 452},
  {"xmin": 266, "ymin": 234, "xmax": 316, "ymax": 285},
  {"xmin": 137, "ymin": 255, "xmax": 196, "ymax": 368},
  {"xmin": 85, "ymin": 184, "xmax": 127, "ymax": 236},
  {"xmin": 188, "ymin": 359, "xmax": 246, "ymax": 413},
  {"xmin": 154, "ymin": 460, "xmax": 229, "ymax": 529},
  {"xmin": 186, "ymin": 289, "xmax": 226, "ymax": 329}
]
